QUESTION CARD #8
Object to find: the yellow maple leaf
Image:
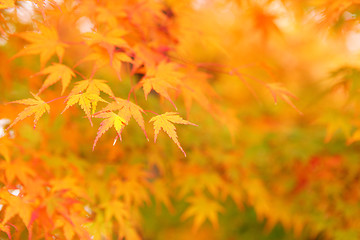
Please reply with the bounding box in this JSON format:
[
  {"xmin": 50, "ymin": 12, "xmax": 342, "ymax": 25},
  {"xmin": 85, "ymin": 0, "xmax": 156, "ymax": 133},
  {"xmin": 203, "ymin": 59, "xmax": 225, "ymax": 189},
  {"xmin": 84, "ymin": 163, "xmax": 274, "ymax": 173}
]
[
  {"xmin": 7, "ymin": 93, "xmax": 50, "ymax": 129},
  {"xmin": 113, "ymin": 179, "xmax": 150, "ymax": 206},
  {"xmin": 317, "ymin": 111, "xmax": 352, "ymax": 143},
  {"xmin": 149, "ymin": 112, "xmax": 196, "ymax": 156},
  {"xmin": 13, "ymin": 24, "xmax": 67, "ymax": 67},
  {"xmin": 70, "ymin": 79, "xmax": 114, "ymax": 97},
  {"xmin": 62, "ymin": 92, "xmax": 107, "ymax": 126},
  {"xmin": 100, "ymin": 200, "xmax": 129, "ymax": 231},
  {"xmin": 99, "ymin": 97, "xmax": 147, "ymax": 139},
  {"xmin": 92, "ymin": 111, "xmax": 127, "ymax": 150},
  {"xmin": 181, "ymin": 195, "xmax": 223, "ymax": 232},
  {"xmin": 38, "ymin": 63, "xmax": 75, "ymax": 95}
]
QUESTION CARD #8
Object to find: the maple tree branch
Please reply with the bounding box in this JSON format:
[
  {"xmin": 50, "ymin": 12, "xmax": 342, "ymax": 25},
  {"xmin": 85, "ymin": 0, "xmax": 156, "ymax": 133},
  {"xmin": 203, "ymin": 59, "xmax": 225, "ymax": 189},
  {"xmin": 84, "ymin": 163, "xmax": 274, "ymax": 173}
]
[{"xmin": 46, "ymin": 96, "xmax": 67, "ymax": 104}]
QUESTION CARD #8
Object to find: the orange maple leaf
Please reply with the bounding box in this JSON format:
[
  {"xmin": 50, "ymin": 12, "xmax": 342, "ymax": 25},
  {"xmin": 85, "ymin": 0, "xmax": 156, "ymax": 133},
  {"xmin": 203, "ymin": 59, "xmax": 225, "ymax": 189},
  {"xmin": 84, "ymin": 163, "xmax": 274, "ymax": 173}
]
[
  {"xmin": 149, "ymin": 112, "xmax": 196, "ymax": 156},
  {"xmin": 6, "ymin": 93, "xmax": 50, "ymax": 130},
  {"xmin": 38, "ymin": 63, "xmax": 75, "ymax": 95},
  {"xmin": 181, "ymin": 195, "xmax": 224, "ymax": 232},
  {"xmin": 13, "ymin": 24, "xmax": 67, "ymax": 67},
  {"xmin": 92, "ymin": 111, "xmax": 127, "ymax": 150},
  {"xmin": 80, "ymin": 47, "xmax": 132, "ymax": 80},
  {"xmin": 0, "ymin": 138, "xmax": 11, "ymax": 162},
  {"xmin": 82, "ymin": 29, "xmax": 129, "ymax": 70},
  {"xmin": 82, "ymin": 29, "xmax": 128, "ymax": 47},
  {"xmin": 99, "ymin": 97, "xmax": 148, "ymax": 139},
  {"xmin": 181, "ymin": 68, "xmax": 217, "ymax": 117},
  {"xmin": 0, "ymin": 190, "xmax": 33, "ymax": 228},
  {"xmin": 0, "ymin": 159, "xmax": 35, "ymax": 184},
  {"xmin": 139, "ymin": 62, "xmax": 183, "ymax": 109},
  {"xmin": 62, "ymin": 92, "xmax": 107, "ymax": 126}
]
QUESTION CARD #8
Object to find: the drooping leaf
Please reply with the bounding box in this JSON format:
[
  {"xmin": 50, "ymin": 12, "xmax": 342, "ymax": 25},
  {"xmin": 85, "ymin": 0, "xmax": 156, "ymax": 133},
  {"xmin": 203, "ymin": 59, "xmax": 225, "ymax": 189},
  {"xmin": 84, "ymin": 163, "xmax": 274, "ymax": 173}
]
[
  {"xmin": 7, "ymin": 93, "xmax": 50, "ymax": 129},
  {"xmin": 149, "ymin": 112, "xmax": 196, "ymax": 156},
  {"xmin": 139, "ymin": 62, "xmax": 183, "ymax": 108},
  {"xmin": 99, "ymin": 97, "xmax": 147, "ymax": 139},
  {"xmin": 62, "ymin": 92, "xmax": 107, "ymax": 126},
  {"xmin": 92, "ymin": 111, "xmax": 127, "ymax": 150},
  {"xmin": 38, "ymin": 63, "xmax": 75, "ymax": 95}
]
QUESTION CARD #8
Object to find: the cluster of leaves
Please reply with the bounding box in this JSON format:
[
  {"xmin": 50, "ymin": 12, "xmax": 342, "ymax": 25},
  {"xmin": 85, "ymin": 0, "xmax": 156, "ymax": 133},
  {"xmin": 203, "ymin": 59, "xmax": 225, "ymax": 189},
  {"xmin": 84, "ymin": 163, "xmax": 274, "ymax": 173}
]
[{"xmin": 1, "ymin": 0, "xmax": 360, "ymax": 240}]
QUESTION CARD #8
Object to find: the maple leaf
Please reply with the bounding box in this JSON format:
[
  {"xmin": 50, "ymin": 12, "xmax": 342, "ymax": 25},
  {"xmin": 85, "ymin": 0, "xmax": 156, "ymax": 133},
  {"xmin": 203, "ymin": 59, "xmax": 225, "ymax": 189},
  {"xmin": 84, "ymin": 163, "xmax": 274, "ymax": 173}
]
[
  {"xmin": 317, "ymin": 111, "xmax": 352, "ymax": 143},
  {"xmin": 0, "ymin": 159, "xmax": 35, "ymax": 184},
  {"xmin": 92, "ymin": 111, "xmax": 127, "ymax": 150},
  {"xmin": 149, "ymin": 112, "xmax": 196, "ymax": 156},
  {"xmin": 38, "ymin": 63, "xmax": 75, "ymax": 95},
  {"xmin": 99, "ymin": 97, "xmax": 147, "ymax": 139},
  {"xmin": 13, "ymin": 24, "xmax": 67, "ymax": 67},
  {"xmin": 266, "ymin": 83, "xmax": 302, "ymax": 114},
  {"xmin": 62, "ymin": 92, "xmax": 107, "ymax": 126},
  {"xmin": 100, "ymin": 200, "xmax": 129, "ymax": 232},
  {"xmin": 6, "ymin": 93, "xmax": 50, "ymax": 130},
  {"xmin": 139, "ymin": 62, "xmax": 183, "ymax": 109},
  {"xmin": 79, "ymin": 47, "xmax": 132, "ymax": 80},
  {"xmin": 113, "ymin": 179, "xmax": 150, "ymax": 206},
  {"xmin": 0, "ymin": 190, "xmax": 33, "ymax": 228},
  {"xmin": 181, "ymin": 195, "xmax": 224, "ymax": 232},
  {"xmin": 83, "ymin": 29, "xmax": 128, "ymax": 47},
  {"xmin": 150, "ymin": 180, "xmax": 173, "ymax": 210},
  {"xmin": 0, "ymin": 138, "xmax": 11, "ymax": 162},
  {"xmin": 70, "ymin": 79, "xmax": 114, "ymax": 97},
  {"xmin": 181, "ymin": 68, "xmax": 217, "ymax": 117},
  {"xmin": 82, "ymin": 29, "xmax": 129, "ymax": 69}
]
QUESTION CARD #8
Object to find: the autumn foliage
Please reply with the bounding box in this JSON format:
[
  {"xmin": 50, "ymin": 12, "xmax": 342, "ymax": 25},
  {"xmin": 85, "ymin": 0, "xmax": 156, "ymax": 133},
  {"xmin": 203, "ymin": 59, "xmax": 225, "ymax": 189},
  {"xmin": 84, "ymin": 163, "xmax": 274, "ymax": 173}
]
[{"xmin": 1, "ymin": 0, "xmax": 360, "ymax": 239}]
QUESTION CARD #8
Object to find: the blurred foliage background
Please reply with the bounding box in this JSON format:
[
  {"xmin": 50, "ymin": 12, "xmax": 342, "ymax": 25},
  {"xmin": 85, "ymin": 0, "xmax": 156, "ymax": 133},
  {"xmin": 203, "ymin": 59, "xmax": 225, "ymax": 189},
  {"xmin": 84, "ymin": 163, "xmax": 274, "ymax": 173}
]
[{"xmin": 1, "ymin": 0, "xmax": 360, "ymax": 239}]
